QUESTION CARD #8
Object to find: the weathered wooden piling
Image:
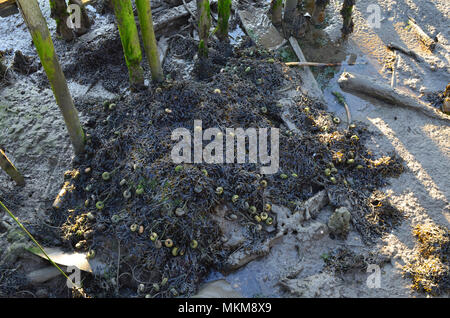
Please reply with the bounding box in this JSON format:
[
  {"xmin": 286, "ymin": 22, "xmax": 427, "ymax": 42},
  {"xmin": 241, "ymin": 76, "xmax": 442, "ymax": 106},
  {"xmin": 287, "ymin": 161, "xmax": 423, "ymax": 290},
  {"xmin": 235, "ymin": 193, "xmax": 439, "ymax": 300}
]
[
  {"xmin": 341, "ymin": 0, "xmax": 356, "ymax": 36},
  {"xmin": 135, "ymin": 0, "xmax": 163, "ymax": 82},
  {"xmin": 49, "ymin": 0, "xmax": 74, "ymax": 41},
  {"xmin": 284, "ymin": 0, "xmax": 297, "ymax": 23},
  {"xmin": 217, "ymin": 0, "xmax": 231, "ymax": 41},
  {"xmin": 112, "ymin": 0, "xmax": 145, "ymax": 88},
  {"xmin": 0, "ymin": 149, "xmax": 25, "ymax": 186},
  {"xmin": 197, "ymin": 0, "xmax": 211, "ymax": 58},
  {"xmin": 68, "ymin": 0, "xmax": 92, "ymax": 36},
  {"xmin": 16, "ymin": 0, "xmax": 85, "ymax": 155},
  {"xmin": 269, "ymin": 0, "xmax": 283, "ymax": 26}
]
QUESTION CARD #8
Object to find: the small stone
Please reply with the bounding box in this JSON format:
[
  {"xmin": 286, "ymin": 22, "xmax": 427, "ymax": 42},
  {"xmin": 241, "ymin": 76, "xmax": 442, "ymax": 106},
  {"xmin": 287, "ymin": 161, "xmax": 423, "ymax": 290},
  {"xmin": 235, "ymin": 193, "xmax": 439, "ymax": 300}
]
[{"xmin": 328, "ymin": 207, "xmax": 351, "ymax": 238}]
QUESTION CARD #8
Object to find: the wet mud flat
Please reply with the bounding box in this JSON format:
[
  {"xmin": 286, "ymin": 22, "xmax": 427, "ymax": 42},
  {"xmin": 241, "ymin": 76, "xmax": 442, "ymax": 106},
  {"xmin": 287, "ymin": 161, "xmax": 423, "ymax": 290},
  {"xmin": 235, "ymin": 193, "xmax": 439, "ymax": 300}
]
[
  {"xmin": 3, "ymin": 28, "xmax": 405, "ymax": 297},
  {"xmin": 1, "ymin": 0, "xmax": 448, "ymax": 298}
]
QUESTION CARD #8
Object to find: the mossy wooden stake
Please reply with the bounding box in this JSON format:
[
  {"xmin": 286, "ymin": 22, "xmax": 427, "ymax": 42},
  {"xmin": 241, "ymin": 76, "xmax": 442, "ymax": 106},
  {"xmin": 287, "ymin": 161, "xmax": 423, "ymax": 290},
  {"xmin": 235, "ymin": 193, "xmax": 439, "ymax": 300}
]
[
  {"xmin": 135, "ymin": 0, "xmax": 163, "ymax": 82},
  {"xmin": 341, "ymin": 0, "xmax": 356, "ymax": 36},
  {"xmin": 49, "ymin": 0, "xmax": 74, "ymax": 41},
  {"xmin": 112, "ymin": 0, "xmax": 145, "ymax": 88},
  {"xmin": 0, "ymin": 149, "xmax": 25, "ymax": 186},
  {"xmin": 197, "ymin": 0, "xmax": 211, "ymax": 58},
  {"xmin": 217, "ymin": 0, "xmax": 231, "ymax": 41},
  {"xmin": 17, "ymin": 0, "xmax": 85, "ymax": 155},
  {"xmin": 270, "ymin": 0, "xmax": 283, "ymax": 26}
]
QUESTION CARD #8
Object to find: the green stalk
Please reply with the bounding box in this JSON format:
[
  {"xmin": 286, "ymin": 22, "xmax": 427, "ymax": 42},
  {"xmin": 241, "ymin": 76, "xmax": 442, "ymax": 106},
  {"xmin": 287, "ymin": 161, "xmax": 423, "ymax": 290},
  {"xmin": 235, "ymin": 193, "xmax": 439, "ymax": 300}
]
[
  {"xmin": 341, "ymin": 0, "xmax": 356, "ymax": 36},
  {"xmin": 270, "ymin": 0, "xmax": 283, "ymax": 26},
  {"xmin": 135, "ymin": 0, "xmax": 163, "ymax": 82},
  {"xmin": 0, "ymin": 149, "xmax": 25, "ymax": 186},
  {"xmin": 112, "ymin": 0, "xmax": 145, "ymax": 88},
  {"xmin": 217, "ymin": 0, "xmax": 231, "ymax": 41},
  {"xmin": 49, "ymin": 0, "xmax": 74, "ymax": 41},
  {"xmin": 0, "ymin": 200, "xmax": 73, "ymax": 286},
  {"xmin": 197, "ymin": 0, "xmax": 211, "ymax": 58},
  {"xmin": 17, "ymin": 0, "xmax": 85, "ymax": 155}
]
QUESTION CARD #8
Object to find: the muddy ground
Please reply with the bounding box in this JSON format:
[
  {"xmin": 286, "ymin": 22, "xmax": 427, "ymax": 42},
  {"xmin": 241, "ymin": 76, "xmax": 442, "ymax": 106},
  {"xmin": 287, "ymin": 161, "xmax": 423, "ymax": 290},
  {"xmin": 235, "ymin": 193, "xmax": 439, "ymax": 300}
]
[{"xmin": 0, "ymin": 0, "xmax": 449, "ymax": 298}]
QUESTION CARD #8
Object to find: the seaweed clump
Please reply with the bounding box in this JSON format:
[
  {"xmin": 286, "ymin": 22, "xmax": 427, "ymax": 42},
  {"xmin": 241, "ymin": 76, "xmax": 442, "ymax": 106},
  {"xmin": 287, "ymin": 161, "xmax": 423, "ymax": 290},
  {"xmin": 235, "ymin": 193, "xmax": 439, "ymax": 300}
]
[
  {"xmin": 47, "ymin": 36, "xmax": 405, "ymax": 297},
  {"xmin": 403, "ymin": 223, "xmax": 450, "ymax": 295}
]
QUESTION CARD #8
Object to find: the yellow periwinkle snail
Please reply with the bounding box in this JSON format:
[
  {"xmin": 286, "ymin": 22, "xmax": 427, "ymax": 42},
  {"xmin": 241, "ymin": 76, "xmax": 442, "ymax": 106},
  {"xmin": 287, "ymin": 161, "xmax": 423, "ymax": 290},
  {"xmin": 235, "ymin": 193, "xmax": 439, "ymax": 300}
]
[
  {"xmin": 190, "ymin": 240, "xmax": 198, "ymax": 249},
  {"xmin": 150, "ymin": 232, "xmax": 158, "ymax": 241},
  {"xmin": 96, "ymin": 201, "xmax": 104, "ymax": 210},
  {"xmin": 216, "ymin": 187, "xmax": 224, "ymax": 195},
  {"xmin": 165, "ymin": 239, "xmax": 174, "ymax": 248},
  {"xmin": 102, "ymin": 172, "xmax": 110, "ymax": 181}
]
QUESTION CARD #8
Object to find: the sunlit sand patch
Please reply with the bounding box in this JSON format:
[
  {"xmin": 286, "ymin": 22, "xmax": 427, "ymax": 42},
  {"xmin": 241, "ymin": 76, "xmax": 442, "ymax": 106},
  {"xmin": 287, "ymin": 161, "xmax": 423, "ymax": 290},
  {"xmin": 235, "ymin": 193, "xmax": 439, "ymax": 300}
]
[{"xmin": 368, "ymin": 117, "xmax": 447, "ymax": 203}]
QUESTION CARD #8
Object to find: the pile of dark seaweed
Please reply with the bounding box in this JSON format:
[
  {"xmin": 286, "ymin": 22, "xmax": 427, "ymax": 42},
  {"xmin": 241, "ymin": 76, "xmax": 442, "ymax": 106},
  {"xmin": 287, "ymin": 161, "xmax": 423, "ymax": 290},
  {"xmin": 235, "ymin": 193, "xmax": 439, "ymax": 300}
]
[{"xmin": 51, "ymin": 37, "xmax": 404, "ymax": 297}]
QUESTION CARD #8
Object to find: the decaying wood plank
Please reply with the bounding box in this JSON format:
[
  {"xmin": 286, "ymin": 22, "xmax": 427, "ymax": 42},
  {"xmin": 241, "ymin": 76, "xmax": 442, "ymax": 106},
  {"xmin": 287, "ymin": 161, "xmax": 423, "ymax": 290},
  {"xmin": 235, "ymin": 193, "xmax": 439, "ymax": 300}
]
[
  {"xmin": 288, "ymin": 36, "xmax": 325, "ymax": 103},
  {"xmin": 338, "ymin": 72, "xmax": 449, "ymax": 121},
  {"xmin": 408, "ymin": 16, "xmax": 436, "ymax": 51}
]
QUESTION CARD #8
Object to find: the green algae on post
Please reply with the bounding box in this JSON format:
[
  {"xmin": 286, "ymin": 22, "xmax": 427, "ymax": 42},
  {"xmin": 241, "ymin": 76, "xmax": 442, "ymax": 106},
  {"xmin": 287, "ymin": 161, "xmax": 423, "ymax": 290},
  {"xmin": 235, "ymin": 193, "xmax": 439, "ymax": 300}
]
[
  {"xmin": 16, "ymin": 0, "xmax": 85, "ymax": 155},
  {"xmin": 217, "ymin": 0, "xmax": 232, "ymax": 41},
  {"xmin": 112, "ymin": 0, "xmax": 145, "ymax": 88},
  {"xmin": 135, "ymin": 0, "xmax": 163, "ymax": 82},
  {"xmin": 269, "ymin": 0, "xmax": 283, "ymax": 26},
  {"xmin": 341, "ymin": 0, "xmax": 356, "ymax": 36},
  {"xmin": 197, "ymin": 0, "xmax": 211, "ymax": 58}
]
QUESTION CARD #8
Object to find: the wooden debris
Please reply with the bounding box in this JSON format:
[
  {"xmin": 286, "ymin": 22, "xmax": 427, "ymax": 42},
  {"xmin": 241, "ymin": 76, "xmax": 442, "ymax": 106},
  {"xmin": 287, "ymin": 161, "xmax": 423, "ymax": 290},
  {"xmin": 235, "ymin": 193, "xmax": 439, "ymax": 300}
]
[
  {"xmin": 27, "ymin": 267, "xmax": 61, "ymax": 285},
  {"xmin": 0, "ymin": 148, "xmax": 25, "ymax": 186},
  {"xmin": 387, "ymin": 42, "xmax": 420, "ymax": 62},
  {"xmin": 338, "ymin": 72, "xmax": 449, "ymax": 121},
  {"xmin": 408, "ymin": 16, "xmax": 436, "ymax": 51},
  {"xmin": 288, "ymin": 37, "xmax": 325, "ymax": 103}
]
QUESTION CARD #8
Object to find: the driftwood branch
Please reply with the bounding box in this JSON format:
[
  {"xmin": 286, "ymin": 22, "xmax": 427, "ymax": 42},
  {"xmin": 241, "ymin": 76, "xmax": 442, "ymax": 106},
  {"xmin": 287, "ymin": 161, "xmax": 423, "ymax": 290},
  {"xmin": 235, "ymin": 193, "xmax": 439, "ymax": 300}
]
[
  {"xmin": 338, "ymin": 72, "xmax": 449, "ymax": 121},
  {"xmin": 408, "ymin": 16, "xmax": 436, "ymax": 51},
  {"xmin": 387, "ymin": 42, "xmax": 420, "ymax": 62}
]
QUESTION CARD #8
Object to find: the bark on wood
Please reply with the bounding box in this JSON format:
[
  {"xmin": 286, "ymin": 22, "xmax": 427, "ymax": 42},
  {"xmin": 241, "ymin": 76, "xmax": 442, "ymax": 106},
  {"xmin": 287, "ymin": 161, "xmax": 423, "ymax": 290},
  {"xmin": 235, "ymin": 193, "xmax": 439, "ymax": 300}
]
[
  {"xmin": 17, "ymin": 0, "xmax": 86, "ymax": 154},
  {"xmin": 338, "ymin": 72, "xmax": 449, "ymax": 121},
  {"xmin": 0, "ymin": 149, "xmax": 25, "ymax": 186}
]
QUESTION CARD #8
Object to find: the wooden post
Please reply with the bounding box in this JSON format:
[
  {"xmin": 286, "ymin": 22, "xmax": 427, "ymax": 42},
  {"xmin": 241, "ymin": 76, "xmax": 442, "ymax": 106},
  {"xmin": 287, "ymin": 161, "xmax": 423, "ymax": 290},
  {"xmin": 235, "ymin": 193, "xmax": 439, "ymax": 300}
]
[
  {"xmin": 341, "ymin": 0, "xmax": 356, "ymax": 36},
  {"xmin": 49, "ymin": 0, "xmax": 74, "ymax": 41},
  {"xmin": 112, "ymin": 0, "xmax": 145, "ymax": 88},
  {"xmin": 0, "ymin": 149, "xmax": 25, "ymax": 186},
  {"xmin": 135, "ymin": 0, "xmax": 163, "ymax": 82},
  {"xmin": 197, "ymin": 0, "xmax": 211, "ymax": 58},
  {"xmin": 16, "ymin": 0, "xmax": 85, "ymax": 155},
  {"xmin": 269, "ymin": 0, "xmax": 283, "ymax": 26},
  {"xmin": 284, "ymin": 0, "xmax": 297, "ymax": 24},
  {"xmin": 217, "ymin": 0, "xmax": 231, "ymax": 41},
  {"xmin": 304, "ymin": 0, "xmax": 315, "ymax": 15}
]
